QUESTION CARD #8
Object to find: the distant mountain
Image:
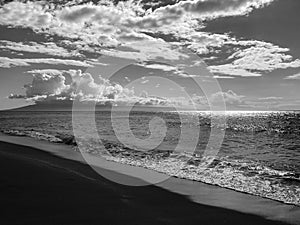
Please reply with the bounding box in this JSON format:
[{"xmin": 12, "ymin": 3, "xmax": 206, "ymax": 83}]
[
  {"xmin": 10, "ymin": 104, "xmax": 73, "ymax": 112},
  {"xmin": 9, "ymin": 100, "xmax": 74, "ymax": 111},
  {"xmin": 8, "ymin": 101, "xmax": 178, "ymax": 112}
]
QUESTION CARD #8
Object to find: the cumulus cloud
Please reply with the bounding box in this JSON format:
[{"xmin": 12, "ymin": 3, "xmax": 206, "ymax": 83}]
[
  {"xmin": 58, "ymin": 4, "xmax": 98, "ymax": 23},
  {"xmin": 9, "ymin": 69, "xmax": 133, "ymax": 103},
  {"xmin": 190, "ymin": 94, "xmax": 208, "ymax": 106},
  {"xmin": 1, "ymin": 0, "xmax": 294, "ymax": 77},
  {"xmin": 0, "ymin": 1, "xmax": 177, "ymax": 61},
  {"xmin": 25, "ymin": 73, "xmax": 69, "ymax": 98},
  {"xmin": 185, "ymin": 32, "xmax": 229, "ymax": 54},
  {"xmin": 9, "ymin": 69, "xmax": 181, "ymax": 107},
  {"xmin": 210, "ymin": 90, "xmax": 245, "ymax": 105},
  {"xmin": 0, "ymin": 57, "xmax": 92, "ymax": 68},
  {"xmin": 0, "ymin": 1, "xmax": 53, "ymax": 29},
  {"xmin": 9, "ymin": 68, "xmax": 245, "ymax": 108},
  {"xmin": 2, "ymin": 0, "xmax": 298, "ymax": 110},
  {"xmin": 0, "ymin": 0, "xmax": 277, "ymax": 64},
  {"xmin": 189, "ymin": 90, "xmax": 245, "ymax": 109}
]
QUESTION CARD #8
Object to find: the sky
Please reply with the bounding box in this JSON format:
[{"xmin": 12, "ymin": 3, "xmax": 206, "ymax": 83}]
[{"xmin": 0, "ymin": 0, "xmax": 299, "ymax": 110}]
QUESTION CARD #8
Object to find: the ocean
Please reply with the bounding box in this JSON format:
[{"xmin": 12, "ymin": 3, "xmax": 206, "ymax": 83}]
[{"xmin": 0, "ymin": 110, "xmax": 299, "ymax": 206}]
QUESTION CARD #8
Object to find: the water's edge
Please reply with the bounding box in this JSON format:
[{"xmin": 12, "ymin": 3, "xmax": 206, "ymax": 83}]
[
  {"xmin": 2, "ymin": 128, "xmax": 300, "ymax": 207},
  {"xmin": 0, "ymin": 133, "xmax": 299, "ymax": 225}
]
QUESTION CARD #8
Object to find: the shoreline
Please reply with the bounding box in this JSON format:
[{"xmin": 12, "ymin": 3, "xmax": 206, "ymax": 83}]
[{"xmin": 0, "ymin": 134, "xmax": 299, "ymax": 224}]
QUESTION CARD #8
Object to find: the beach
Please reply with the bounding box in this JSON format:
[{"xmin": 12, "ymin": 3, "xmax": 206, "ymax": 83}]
[
  {"xmin": 1, "ymin": 0, "xmax": 300, "ymax": 224},
  {"xmin": 0, "ymin": 134, "xmax": 299, "ymax": 225}
]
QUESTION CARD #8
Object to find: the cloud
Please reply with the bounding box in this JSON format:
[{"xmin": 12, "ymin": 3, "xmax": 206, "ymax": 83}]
[
  {"xmin": 118, "ymin": 32, "xmax": 152, "ymax": 43},
  {"xmin": 2, "ymin": 0, "xmax": 299, "ymax": 90},
  {"xmin": 0, "ymin": 1, "xmax": 161, "ymax": 59},
  {"xmin": 213, "ymin": 75, "xmax": 234, "ymax": 79},
  {"xmin": 285, "ymin": 72, "xmax": 300, "ymax": 80},
  {"xmin": 227, "ymin": 42, "xmax": 299, "ymax": 71},
  {"xmin": 58, "ymin": 4, "xmax": 98, "ymax": 23},
  {"xmin": 26, "ymin": 69, "xmax": 67, "ymax": 75},
  {"xmin": 155, "ymin": 0, "xmax": 274, "ymax": 20},
  {"xmin": 208, "ymin": 41, "xmax": 300, "ymax": 77},
  {"xmin": 100, "ymin": 38, "xmax": 188, "ymax": 61},
  {"xmin": 9, "ymin": 68, "xmax": 250, "ymax": 109},
  {"xmin": 210, "ymin": 90, "xmax": 245, "ymax": 105},
  {"xmin": 189, "ymin": 90, "xmax": 245, "ymax": 109},
  {"xmin": 0, "ymin": 40, "xmax": 83, "ymax": 58},
  {"xmin": 175, "ymin": 72, "xmax": 200, "ymax": 78},
  {"xmin": 0, "ymin": 1, "xmax": 53, "ymax": 29},
  {"xmin": 0, "ymin": 0, "xmax": 276, "ymax": 63},
  {"xmin": 141, "ymin": 79, "xmax": 149, "ymax": 84},
  {"xmin": 9, "ymin": 69, "xmax": 179, "ymax": 107},
  {"xmin": 24, "ymin": 73, "xmax": 69, "ymax": 98},
  {"xmin": 185, "ymin": 32, "xmax": 229, "ymax": 54},
  {"xmin": 136, "ymin": 62, "xmax": 200, "ymax": 78},
  {"xmin": 9, "ymin": 69, "xmax": 133, "ymax": 103},
  {"xmin": 0, "ymin": 57, "xmax": 92, "ymax": 68},
  {"xmin": 54, "ymin": 2, "xmax": 187, "ymax": 61},
  {"xmin": 138, "ymin": 63, "xmax": 178, "ymax": 72},
  {"xmin": 124, "ymin": 76, "xmax": 131, "ymax": 82},
  {"xmin": 242, "ymin": 97, "xmax": 298, "ymax": 110},
  {"xmin": 8, "ymin": 68, "xmax": 241, "ymax": 108},
  {"xmin": 258, "ymin": 97, "xmax": 283, "ymax": 100},
  {"xmin": 209, "ymin": 65, "xmax": 262, "ymax": 77},
  {"xmin": 190, "ymin": 94, "xmax": 208, "ymax": 106},
  {"xmin": 0, "ymin": 57, "xmax": 29, "ymax": 68}
]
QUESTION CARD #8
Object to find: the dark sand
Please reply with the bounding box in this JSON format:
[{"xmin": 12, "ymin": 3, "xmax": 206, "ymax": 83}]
[{"xmin": 0, "ymin": 140, "xmax": 295, "ymax": 225}]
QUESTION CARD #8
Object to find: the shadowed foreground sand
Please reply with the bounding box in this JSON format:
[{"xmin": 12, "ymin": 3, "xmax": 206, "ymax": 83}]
[{"xmin": 0, "ymin": 141, "xmax": 294, "ymax": 225}]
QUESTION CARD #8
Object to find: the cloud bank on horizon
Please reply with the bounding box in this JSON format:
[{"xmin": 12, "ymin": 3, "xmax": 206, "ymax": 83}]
[
  {"xmin": 1, "ymin": 0, "xmax": 300, "ymax": 110},
  {"xmin": 8, "ymin": 68, "xmax": 245, "ymax": 109}
]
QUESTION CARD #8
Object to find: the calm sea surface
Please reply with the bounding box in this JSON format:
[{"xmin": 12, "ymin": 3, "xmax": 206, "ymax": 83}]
[{"xmin": 0, "ymin": 110, "xmax": 299, "ymax": 205}]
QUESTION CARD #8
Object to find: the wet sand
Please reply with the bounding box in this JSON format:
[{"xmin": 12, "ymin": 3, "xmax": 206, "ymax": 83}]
[{"xmin": 0, "ymin": 137, "xmax": 298, "ymax": 225}]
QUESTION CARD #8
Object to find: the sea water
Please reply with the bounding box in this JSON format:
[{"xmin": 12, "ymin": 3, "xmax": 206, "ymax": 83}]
[{"xmin": 0, "ymin": 110, "xmax": 299, "ymax": 205}]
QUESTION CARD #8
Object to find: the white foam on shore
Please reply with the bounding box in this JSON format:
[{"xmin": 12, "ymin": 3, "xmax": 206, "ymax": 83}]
[
  {"xmin": 0, "ymin": 133, "xmax": 299, "ymax": 225},
  {"xmin": 2, "ymin": 129, "xmax": 300, "ymax": 205}
]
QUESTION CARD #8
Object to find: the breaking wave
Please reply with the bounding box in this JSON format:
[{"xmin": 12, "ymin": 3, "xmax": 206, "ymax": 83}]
[{"xmin": 2, "ymin": 128, "xmax": 300, "ymax": 206}]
